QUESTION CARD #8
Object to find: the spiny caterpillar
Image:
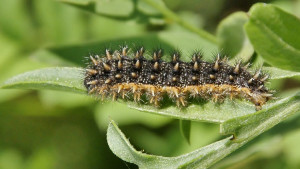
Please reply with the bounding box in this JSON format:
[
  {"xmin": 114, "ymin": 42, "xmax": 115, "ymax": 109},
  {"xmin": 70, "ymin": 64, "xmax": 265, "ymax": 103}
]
[{"xmin": 84, "ymin": 46, "xmax": 273, "ymax": 110}]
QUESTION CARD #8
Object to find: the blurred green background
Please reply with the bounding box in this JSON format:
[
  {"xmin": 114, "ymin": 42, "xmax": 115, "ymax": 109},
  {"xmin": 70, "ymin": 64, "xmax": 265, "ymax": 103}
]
[{"xmin": 0, "ymin": 0, "xmax": 300, "ymax": 169}]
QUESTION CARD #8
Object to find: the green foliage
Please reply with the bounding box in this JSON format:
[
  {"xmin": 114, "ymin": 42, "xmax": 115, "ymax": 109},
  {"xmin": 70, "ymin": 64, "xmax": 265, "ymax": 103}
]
[
  {"xmin": 1, "ymin": 0, "xmax": 300, "ymax": 168},
  {"xmin": 221, "ymin": 92, "xmax": 300, "ymax": 142},
  {"xmin": 107, "ymin": 120, "xmax": 235, "ymax": 169},
  {"xmin": 245, "ymin": 3, "xmax": 300, "ymax": 71},
  {"xmin": 108, "ymin": 88, "xmax": 300, "ymax": 168},
  {"xmin": 179, "ymin": 120, "xmax": 191, "ymax": 144},
  {"xmin": 217, "ymin": 12, "xmax": 254, "ymax": 61}
]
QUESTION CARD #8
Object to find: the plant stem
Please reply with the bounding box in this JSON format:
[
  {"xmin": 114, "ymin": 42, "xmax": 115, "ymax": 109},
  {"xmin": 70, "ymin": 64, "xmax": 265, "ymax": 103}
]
[{"xmin": 142, "ymin": 0, "xmax": 218, "ymax": 44}]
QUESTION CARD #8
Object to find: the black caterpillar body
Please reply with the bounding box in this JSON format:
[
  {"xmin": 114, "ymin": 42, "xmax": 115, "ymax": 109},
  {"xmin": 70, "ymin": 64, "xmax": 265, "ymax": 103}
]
[{"xmin": 84, "ymin": 46, "xmax": 272, "ymax": 110}]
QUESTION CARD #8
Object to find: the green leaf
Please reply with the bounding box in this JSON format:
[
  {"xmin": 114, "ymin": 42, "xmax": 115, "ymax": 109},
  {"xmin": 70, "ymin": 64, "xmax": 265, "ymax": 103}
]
[
  {"xmin": 34, "ymin": 0, "xmax": 87, "ymax": 45},
  {"xmin": 217, "ymin": 12, "xmax": 254, "ymax": 61},
  {"xmin": 179, "ymin": 120, "xmax": 191, "ymax": 144},
  {"xmin": 60, "ymin": 0, "xmax": 134, "ymax": 18},
  {"xmin": 33, "ymin": 32, "xmax": 217, "ymax": 67},
  {"xmin": 158, "ymin": 31, "xmax": 217, "ymax": 60},
  {"xmin": 127, "ymin": 100, "xmax": 256, "ymax": 123},
  {"xmin": 108, "ymin": 91, "xmax": 300, "ymax": 168},
  {"xmin": 31, "ymin": 49, "xmax": 78, "ymax": 67},
  {"xmin": 59, "ymin": 0, "xmax": 93, "ymax": 6},
  {"xmin": 32, "ymin": 35, "xmax": 175, "ymax": 67},
  {"xmin": 107, "ymin": 119, "xmax": 238, "ymax": 169},
  {"xmin": 212, "ymin": 136, "xmax": 282, "ymax": 169},
  {"xmin": 95, "ymin": 0, "xmax": 134, "ymax": 17},
  {"xmin": 141, "ymin": 0, "xmax": 217, "ymax": 44},
  {"xmin": 60, "ymin": 0, "xmax": 217, "ymax": 44},
  {"xmin": 0, "ymin": 67, "xmax": 86, "ymax": 94},
  {"xmin": 137, "ymin": 0, "xmax": 163, "ymax": 16},
  {"xmin": 245, "ymin": 3, "xmax": 300, "ymax": 72},
  {"xmin": 221, "ymin": 91, "xmax": 300, "ymax": 142},
  {"xmin": 0, "ymin": 0, "xmax": 35, "ymax": 45},
  {"xmin": 263, "ymin": 67, "xmax": 300, "ymax": 79},
  {"xmin": 95, "ymin": 101, "xmax": 171, "ymax": 130}
]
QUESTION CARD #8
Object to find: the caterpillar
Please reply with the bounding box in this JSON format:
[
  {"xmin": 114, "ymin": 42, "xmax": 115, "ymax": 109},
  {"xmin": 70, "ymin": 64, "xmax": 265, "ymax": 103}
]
[{"xmin": 84, "ymin": 46, "xmax": 273, "ymax": 110}]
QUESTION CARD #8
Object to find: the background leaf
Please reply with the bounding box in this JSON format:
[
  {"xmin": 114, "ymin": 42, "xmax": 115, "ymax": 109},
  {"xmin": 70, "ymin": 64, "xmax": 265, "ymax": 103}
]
[
  {"xmin": 60, "ymin": 0, "xmax": 217, "ymax": 43},
  {"xmin": 59, "ymin": 0, "xmax": 134, "ymax": 18},
  {"xmin": 245, "ymin": 3, "xmax": 300, "ymax": 72},
  {"xmin": 32, "ymin": 31, "xmax": 218, "ymax": 67},
  {"xmin": 32, "ymin": 35, "xmax": 174, "ymax": 67},
  {"xmin": 95, "ymin": 0, "xmax": 134, "ymax": 17},
  {"xmin": 137, "ymin": 0, "xmax": 163, "ymax": 16},
  {"xmin": 217, "ymin": 12, "xmax": 254, "ymax": 61}
]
